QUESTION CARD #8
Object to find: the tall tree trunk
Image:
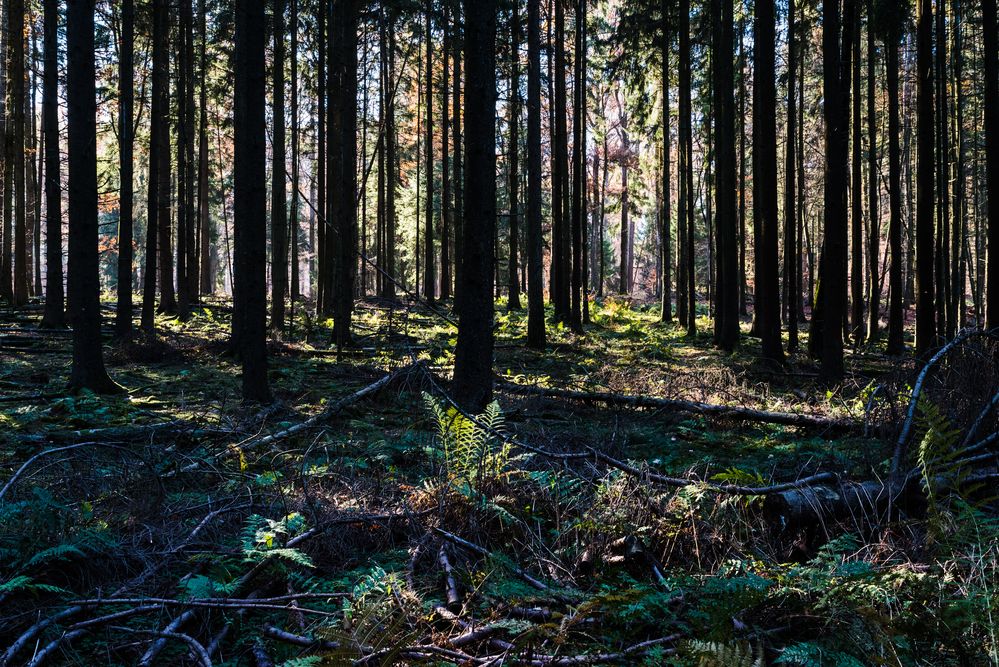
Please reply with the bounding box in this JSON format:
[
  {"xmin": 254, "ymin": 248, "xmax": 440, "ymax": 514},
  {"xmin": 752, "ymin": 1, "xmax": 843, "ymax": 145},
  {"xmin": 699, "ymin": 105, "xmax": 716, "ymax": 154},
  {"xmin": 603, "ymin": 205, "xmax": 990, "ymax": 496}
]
[
  {"xmin": 176, "ymin": 2, "xmax": 190, "ymax": 318},
  {"xmin": 526, "ymin": 0, "xmax": 545, "ymax": 349},
  {"xmin": 784, "ymin": 0, "xmax": 797, "ymax": 351},
  {"xmin": 440, "ymin": 4, "xmax": 451, "ymax": 301},
  {"xmin": 329, "ymin": 0, "xmax": 358, "ymax": 350},
  {"xmin": 424, "ymin": 1, "xmax": 435, "ymax": 303},
  {"xmin": 183, "ymin": 0, "xmax": 197, "ymax": 301},
  {"xmin": 141, "ymin": 0, "xmax": 167, "ymax": 333},
  {"xmin": 915, "ymin": 0, "xmax": 936, "ymax": 353},
  {"xmin": 885, "ymin": 21, "xmax": 905, "ymax": 354},
  {"xmin": 738, "ymin": 8, "xmax": 747, "ymax": 317},
  {"xmin": 551, "ymin": 0, "xmax": 570, "ymax": 321},
  {"xmin": 660, "ymin": 2, "xmax": 672, "ymax": 324},
  {"xmin": 680, "ymin": 0, "xmax": 695, "ymax": 335},
  {"xmin": 619, "ymin": 118, "xmax": 630, "ymax": 295},
  {"xmin": 866, "ymin": 0, "xmax": 880, "ymax": 341},
  {"xmin": 569, "ymin": 0, "xmax": 585, "ymax": 330},
  {"xmin": 452, "ymin": 6, "xmax": 463, "ymax": 302},
  {"xmin": 197, "ymin": 0, "xmax": 212, "ymax": 295},
  {"xmin": 984, "ymin": 0, "xmax": 999, "ymax": 329},
  {"xmin": 271, "ymin": 0, "xmax": 288, "ymax": 333},
  {"xmin": 508, "ymin": 0, "xmax": 522, "ymax": 311},
  {"xmin": 41, "ymin": 0, "xmax": 64, "ymax": 328},
  {"xmin": 233, "ymin": 0, "xmax": 271, "ymax": 402},
  {"xmin": 157, "ymin": 6, "xmax": 175, "ymax": 315},
  {"xmin": 11, "ymin": 0, "xmax": 27, "ymax": 307},
  {"xmin": 753, "ymin": 0, "xmax": 783, "ymax": 362},
  {"xmin": 66, "ymin": 0, "xmax": 120, "ymax": 393},
  {"xmin": 290, "ymin": 0, "xmax": 300, "ymax": 303},
  {"xmin": 381, "ymin": 11, "xmax": 398, "ymax": 299},
  {"xmin": 0, "ymin": 10, "xmax": 10, "ymax": 304},
  {"xmin": 850, "ymin": 3, "xmax": 864, "ymax": 343},
  {"xmin": 934, "ymin": 0, "xmax": 949, "ymax": 339},
  {"xmin": 453, "ymin": 0, "xmax": 496, "ymax": 411},
  {"xmin": 316, "ymin": 1, "xmax": 327, "ymax": 314},
  {"xmin": 712, "ymin": 0, "xmax": 738, "ymax": 351}
]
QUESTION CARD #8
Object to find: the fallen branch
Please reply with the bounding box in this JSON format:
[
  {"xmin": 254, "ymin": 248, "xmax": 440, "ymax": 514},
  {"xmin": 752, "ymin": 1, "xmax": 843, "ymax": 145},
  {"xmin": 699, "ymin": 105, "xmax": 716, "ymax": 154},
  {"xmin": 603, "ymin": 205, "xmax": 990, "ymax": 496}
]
[
  {"xmin": 434, "ymin": 528, "xmax": 550, "ymax": 592},
  {"xmin": 498, "ymin": 380, "xmax": 859, "ymax": 432}
]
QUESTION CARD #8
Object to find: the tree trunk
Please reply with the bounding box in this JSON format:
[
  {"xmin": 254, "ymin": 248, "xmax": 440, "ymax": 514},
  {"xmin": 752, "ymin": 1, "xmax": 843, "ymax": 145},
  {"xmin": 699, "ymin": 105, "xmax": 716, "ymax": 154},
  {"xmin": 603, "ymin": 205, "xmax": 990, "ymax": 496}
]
[
  {"xmin": 41, "ymin": 0, "xmax": 64, "ymax": 328},
  {"xmin": 290, "ymin": 0, "xmax": 299, "ymax": 304},
  {"xmin": 934, "ymin": 0, "xmax": 949, "ymax": 340},
  {"xmin": 453, "ymin": 0, "xmax": 497, "ymax": 412},
  {"xmin": 915, "ymin": 0, "xmax": 936, "ymax": 354},
  {"xmin": 11, "ymin": 0, "xmax": 27, "ymax": 307},
  {"xmin": 712, "ymin": 0, "xmax": 738, "ymax": 351},
  {"xmin": 526, "ymin": 0, "xmax": 545, "ymax": 349},
  {"xmin": 233, "ymin": 0, "xmax": 271, "ymax": 402},
  {"xmin": 424, "ymin": 1, "xmax": 435, "ymax": 304},
  {"xmin": 984, "ymin": 0, "xmax": 999, "ymax": 329},
  {"xmin": 508, "ymin": 1, "xmax": 521, "ymax": 311},
  {"xmin": 569, "ymin": 0, "xmax": 585, "ymax": 330},
  {"xmin": 452, "ymin": 9, "xmax": 463, "ymax": 302},
  {"xmin": 679, "ymin": 0, "xmax": 695, "ymax": 335},
  {"xmin": 850, "ymin": 3, "xmax": 864, "ymax": 344},
  {"xmin": 886, "ymin": 25, "xmax": 904, "ymax": 354},
  {"xmin": 866, "ymin": 0, "xmax": 880, "ymax": 342},
  {"xmin": 197, "ymin": 0, "xmax": 212, "ymax": 295},
  {"xmin": 271, "ymin": 0, "xmax": 288, "ymax": 334},
  {"xmin": 784, "ymin": 0, "xmax": 797, "ymax": 351},
  {"xmin": 551, "ymin": 0, "xmax": 570, "ymax": 322},
  {"xmin": 66, "ymin": 0, "xmax": 120, "ymax": 394},
  {"xmin": 753, "ymin": 0, "xmax": 783, "ymax": 362},
  {"xmin": 157, "ymin": 4, "xmax": 175, "ymax": 316},
  {"xmin": 141, "ymin": 0, "xmax": 167, "ymax": 333},
  {"xmin": 660, "ymin": 3, "xmax": 672, "ymax": 324},
  {"xmin": 329, "ymin": 0, "xmax": 358, "ymax": 350}
]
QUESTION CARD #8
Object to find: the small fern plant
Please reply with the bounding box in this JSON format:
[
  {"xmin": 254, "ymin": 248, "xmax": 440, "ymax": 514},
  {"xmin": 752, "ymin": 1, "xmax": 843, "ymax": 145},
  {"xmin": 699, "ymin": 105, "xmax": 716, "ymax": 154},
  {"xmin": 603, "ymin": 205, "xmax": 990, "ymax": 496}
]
[{"xmin": 423, "ymin": 393, "xmax": 511, "ymax": 493}]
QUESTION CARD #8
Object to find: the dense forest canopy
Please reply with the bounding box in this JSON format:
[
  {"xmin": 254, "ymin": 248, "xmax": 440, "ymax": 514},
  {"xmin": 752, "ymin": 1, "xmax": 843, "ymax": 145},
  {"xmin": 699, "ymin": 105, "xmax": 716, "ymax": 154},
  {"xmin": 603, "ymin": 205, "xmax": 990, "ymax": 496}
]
[{"xmin": 1, "ymin": 0, "xmax": 999, "ymax": 664}]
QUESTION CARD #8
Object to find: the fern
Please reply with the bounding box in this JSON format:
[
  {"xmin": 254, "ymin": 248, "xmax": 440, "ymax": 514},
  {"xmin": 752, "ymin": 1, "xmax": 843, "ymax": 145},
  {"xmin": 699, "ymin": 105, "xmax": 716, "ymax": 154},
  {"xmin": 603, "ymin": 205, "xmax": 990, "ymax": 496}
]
[
  {"xmin": 277, "ymin": 658, "xmax": 323, "ymax": 667},
  {"xmin": 688, "ymin": 639, "xmax": 764, "ymax": 667},
  {"xmin": 775, "ymin": 642, "xmax": 866, "ymax": 667}
]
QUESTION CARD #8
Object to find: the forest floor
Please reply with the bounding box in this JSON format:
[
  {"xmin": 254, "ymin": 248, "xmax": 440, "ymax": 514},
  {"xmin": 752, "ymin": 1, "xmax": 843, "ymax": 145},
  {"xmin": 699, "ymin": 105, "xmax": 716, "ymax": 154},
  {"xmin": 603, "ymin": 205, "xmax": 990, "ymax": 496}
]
[{"xmin": 1, "ymin": 296, "xmax": 997, "ymax": 666}]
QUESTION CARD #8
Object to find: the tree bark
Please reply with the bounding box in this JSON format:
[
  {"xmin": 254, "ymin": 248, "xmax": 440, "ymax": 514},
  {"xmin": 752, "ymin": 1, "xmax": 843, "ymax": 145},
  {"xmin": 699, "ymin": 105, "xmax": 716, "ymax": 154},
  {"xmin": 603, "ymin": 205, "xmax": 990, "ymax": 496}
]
[
  {"xmin": 885, "ymin": 18, "xmax": 905, "ymax": 354},
  {"xmin": 784, "ymin": 0, "xmax": 797, "ymax": 351},
  {"xmin": 233, "ymin": 0, "xmax": 271, "ymax": 402},
  {"xmin": 41, "ymin": 0, "xmax": 64, "ymax": 329},
  {"xmin": 569, "ymin": 0, "xmax": 585, "ymax": 330},
  {"xmin": 271, "ymin": 0, "xmax": 288, "ymax": 334},
  {"xmin": 712, "ymin": 0, "xmax": 738, "ymax": 351},
  {"xmin": 508, "ymin": 1, "xmax": 521, "ymax": 311},
  {"xmin": 197, "ymin": 0, "xmax": 212, "ymax": 295},
  {"xmin": 141, "ymin": 0, "xmax": 167, "ymax": 333},
  {"xmin": 915, "ymin": 0, "xmax": 936, "ymax": 354},
  {"xmin": 452, "ymin": 0, "xmax": 497, "ymax": 411},
  {"xmin": 10, "ymin": 0, "xmax": 27, "ymax": 307},
  {"xmin": 526, "ymin": 0, "xmax": 545, "ymax": 349},
  {"xmin": 66, "ymin": 0, "xmax": 120, "ymax": 394},
  {"xmin": 424, "ymin": 1, "xmax": 435, "ymax": 304},
  {"xmin": 984, "ymin": 0, "xmax": 999, "ymax": 329}
]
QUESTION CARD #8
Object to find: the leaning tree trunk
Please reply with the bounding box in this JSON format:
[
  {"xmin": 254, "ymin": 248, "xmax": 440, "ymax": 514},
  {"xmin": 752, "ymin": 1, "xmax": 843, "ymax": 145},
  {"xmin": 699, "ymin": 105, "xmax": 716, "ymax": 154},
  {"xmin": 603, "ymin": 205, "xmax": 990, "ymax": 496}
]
[{"xmin": 66, "ymin": 0, "xmax": 120, "ymax": 394}]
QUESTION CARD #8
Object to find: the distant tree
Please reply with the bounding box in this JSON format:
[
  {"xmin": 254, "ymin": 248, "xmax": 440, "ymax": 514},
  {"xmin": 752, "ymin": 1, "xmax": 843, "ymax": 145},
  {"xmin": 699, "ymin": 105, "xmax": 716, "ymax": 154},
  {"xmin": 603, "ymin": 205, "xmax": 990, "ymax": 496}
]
[
  {"xmin": 271, "ymin": 0, "xmax": 288, "ymax": 334},
  {"xmin": 985, "ymin": 0, "xmax": 999, "ymax": 329},
  {"xmin": 66, "ymin": 0, "xmax": 121, "ymax": 394},
  {"xmin": 453, "ymin": 0, "xmax": 497, "ymax": 411},
  {"xmin": 233, "ymin": 0, "xmax": 271, "ymax": 402},
  {"xmin": 41, "ymin": 0, "xmax": 65, "ymax": 329},
  {"xmin": 526, "ymin": 0, "xmax": 546, "ymax": 349},
  {"xmin": 915, "ymin": 0, "xmax": 935, "ymax": 353}
]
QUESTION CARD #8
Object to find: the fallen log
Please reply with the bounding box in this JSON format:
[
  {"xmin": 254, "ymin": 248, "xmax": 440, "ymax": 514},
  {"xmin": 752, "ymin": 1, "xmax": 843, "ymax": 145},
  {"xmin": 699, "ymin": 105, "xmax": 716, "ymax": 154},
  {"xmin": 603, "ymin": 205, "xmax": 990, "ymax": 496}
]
[{"xmin": 497, "ymin": 381, "xmax": 860, "ymax": 432}]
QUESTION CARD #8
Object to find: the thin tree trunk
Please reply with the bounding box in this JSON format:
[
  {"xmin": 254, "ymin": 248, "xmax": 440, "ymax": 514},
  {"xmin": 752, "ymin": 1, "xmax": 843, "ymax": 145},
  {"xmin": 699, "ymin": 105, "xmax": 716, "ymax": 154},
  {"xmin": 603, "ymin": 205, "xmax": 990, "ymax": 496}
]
[
  {"xmin": 660, "ymin": 2, "xmax": 672, "ymax": 324},
  {"xmin": 197, "ymin": 0, "xmax": 212, "ymax": 295},
  {"xmin": 41, "ymin": 0, "xmax": 64, "ymax": 328},
  {"xmin": 866, "ymin": 0, "xmax": 881, "ymax": 341},
  {"xmin": 142, "ymin": 0, "xmax": 167, "ymax": 332},
  {"xmin": 290, "ymin": 0, "xmax": 299, "ymax": 304},
  {"xmin": 915, "ymin": 0, "xmax": 936, "ymax": 353},
  {"xmin": 271, "ymin": 0, "xmax": 288, "ymax": 333},
  {"xmin": 886, "ymin": 24, "xmax": 904, "ymax": 354},
  {"xmin": 424, "ymin": 1, "xmax": 435, "ymax": 303},
  {"xmin": 508, "ymin": 0, "xmax": 522, "ymax": 311},
  {"xmin": 784, "ymin": 0, "xmax": 797, "ymax": 351},
  {"xmin": 526, "ymin": 0, "xmax": 545, "ymax": 348},
  {"xmin": 441, "ymin": 4, "xmax": 451, "ymax": 300},
  {"xmin": 984, "ymin": 0, "xmax": 999, "ymax": 329},
  {"xmin": 569, "ymin": 0, "xmax": 585, "ymax": 329},
  {"xmin": 11, "ymin": 0, "xmax": 27, "ymax": 307},
  {"xmin": 850, "ymin": 3, "xmax": 864, "ymax": 343}
]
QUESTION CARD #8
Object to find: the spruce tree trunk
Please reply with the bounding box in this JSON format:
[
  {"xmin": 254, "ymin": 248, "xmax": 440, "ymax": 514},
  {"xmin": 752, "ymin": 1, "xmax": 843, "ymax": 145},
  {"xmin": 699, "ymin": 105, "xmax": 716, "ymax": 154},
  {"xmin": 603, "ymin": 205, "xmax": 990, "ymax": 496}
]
[
  {"xmin": 197, "ymin": 0, "xmax": 212, "ymax": 295},
  {"xmin": 784, "ymin": 0, "xmax": 797, "ymax": 351},
  {"xmin": 526, "ymin": 0, "xmax": 545, "ymax": 349},
  {"xmin": 11, "ymin": 0, "xmax": 27, "ymax": 307},
  {"xmin": 850, "ymin": 5, "xmax": 864, "ymax": 344},
  {"xmin": 329, "ymin": 0, "xmax": 358, "ymax": 350},
  {"xmin": 552, "ymin": 0, "xmax": 570, "ymax": 321},
  {"xmin": 866, "ymin": 0, "xmax": 880, "ymax": 341},
  {"xmin": 508, "ymin": 2, "xmax": 521, "ymax": 311},
  {"xmin": 753, "ymin": 0, "xmax": 783, "ymax": 362},
  {"xmin": 424, "ymin": 1, "xmax": 435, "ymax": 303},
  {"xmin": 712, "ymin": 0, "xmax": 738, "ymax": 351},
  {"xmin": 660, "ymin": 2, "xmax": 672, "ymax": 324},
  {"xmin": 441, "ymin": 6, "xmax": 452, "ymax": 301},
  {"xmin": 157, "ymin": 5, "xmax": 175, "ymax": 315},
  {"xmin": 886, "ymin": 27, "xmax": 905, "ymax": 354},
  {"xmin": 141, "ymin": 0, "xmax": 168, "ymax": 333},
  {"xmin": 679, "ymin": 0, "xmax": 695, "ymax": 335},
  {"xmin": 453, "ymin": 0, "xmax": 497, "ymax": 412},
  {"xmin": 0, "ymin": 7, "xmax": 11, "ymax": 304},
  {"xmin": 233, "ymin": 0, "xmax": 271, "ymax": 402},
  {"xmin": 271, "ymin": 0, "xmax": 288, "ymax": 333},
  {"xmin": 915, "ymin": 0, "xmax": 936, "ymax": 353},
  {"xmin": 452, "ymin": 9, "xmax": 463, "ymax": 301},
  {"xmin": 66, "ymin": 0, "xmax": 120, "ymax": 394},
  {"xmin": 569, "ymin": 0, "xmax": 585, "ymax": 330},
  {"xmin": 41, "ymin": 0, "xmax": 65, "ymax": 328},
  {"xmin": 176, "ymin": 3, "xmax": 190, "ymax": 319},
  {"xmin": 984, "ymin": 0, "xmax": 999, "ymax": 329},
  {"xmin": 290, "ymin": 0, "xmax": 300, "ymax": 302}
]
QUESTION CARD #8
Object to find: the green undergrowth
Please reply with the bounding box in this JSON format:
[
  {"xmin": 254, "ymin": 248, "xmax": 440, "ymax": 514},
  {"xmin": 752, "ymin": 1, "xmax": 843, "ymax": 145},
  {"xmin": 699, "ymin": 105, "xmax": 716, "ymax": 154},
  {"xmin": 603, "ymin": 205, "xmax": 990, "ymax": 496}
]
[{"xmin": 0, "ymin": 297, "xmax": 994, "ymax": 665}]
